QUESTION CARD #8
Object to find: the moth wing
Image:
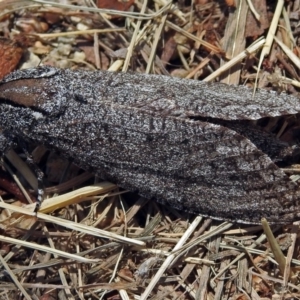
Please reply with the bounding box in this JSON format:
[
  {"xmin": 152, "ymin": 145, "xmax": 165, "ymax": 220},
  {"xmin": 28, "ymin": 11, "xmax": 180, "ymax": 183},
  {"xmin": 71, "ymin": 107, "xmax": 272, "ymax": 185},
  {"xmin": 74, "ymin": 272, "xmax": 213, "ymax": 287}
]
[
  {"xmin": 80, "ymin": 70, "xmax": 300, "ymax": 120},
  {"xmin": 2, "ymin": 67, "xmax": 300, "ymax": 121},
  {"xmin": 33, "ymin": 104, "xmax": 300, "ymax": 224}
]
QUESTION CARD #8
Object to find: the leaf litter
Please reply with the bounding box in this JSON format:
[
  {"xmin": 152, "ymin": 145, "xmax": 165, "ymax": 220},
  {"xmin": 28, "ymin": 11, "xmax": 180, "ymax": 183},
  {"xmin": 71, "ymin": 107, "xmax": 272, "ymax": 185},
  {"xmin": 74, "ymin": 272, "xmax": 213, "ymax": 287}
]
[{"xmin": 0, "ymin": 0, "xmax": 300, "ymax": 299}]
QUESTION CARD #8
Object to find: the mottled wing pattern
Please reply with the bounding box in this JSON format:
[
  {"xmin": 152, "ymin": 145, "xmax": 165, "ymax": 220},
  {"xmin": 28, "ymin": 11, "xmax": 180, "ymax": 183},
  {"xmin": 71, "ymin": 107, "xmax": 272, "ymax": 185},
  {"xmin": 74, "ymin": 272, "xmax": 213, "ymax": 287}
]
[
  {"xmin": 2, "ymin": 66, "xmax": 300, "ymax": 120},
  {"xmin": 35, "ymin": 105, "xmax": 300, "ymax": 224},
  {"xmin": 65, "ymin": 68, "xmax": 300, "ymax": 120},
  {"xmin": 0, "ymin": 66, "xmax": 300, "ymax": 224}
]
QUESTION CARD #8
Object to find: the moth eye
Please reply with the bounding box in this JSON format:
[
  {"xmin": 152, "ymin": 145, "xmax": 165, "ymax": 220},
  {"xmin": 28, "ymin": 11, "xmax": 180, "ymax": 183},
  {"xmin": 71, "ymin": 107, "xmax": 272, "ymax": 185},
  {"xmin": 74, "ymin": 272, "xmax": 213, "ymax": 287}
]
[{"xmin": 74, "ymin": 93, "xmax": 87, "ymax": 103}]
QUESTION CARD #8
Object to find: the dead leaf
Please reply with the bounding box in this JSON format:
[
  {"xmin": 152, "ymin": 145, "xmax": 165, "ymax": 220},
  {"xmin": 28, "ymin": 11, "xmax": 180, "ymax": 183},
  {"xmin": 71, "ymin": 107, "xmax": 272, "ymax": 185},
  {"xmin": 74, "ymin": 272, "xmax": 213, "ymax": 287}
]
[
  {"xmin": 0, "ymin": 37, "xmax": 23, "ymax": 79},
  {"xmin": 96, "ymin": 0, "xmax": 134, "ymax": 18},
  {"xmin": 245, "ymin": 0, "xmax": 269, "ymax": 37}
]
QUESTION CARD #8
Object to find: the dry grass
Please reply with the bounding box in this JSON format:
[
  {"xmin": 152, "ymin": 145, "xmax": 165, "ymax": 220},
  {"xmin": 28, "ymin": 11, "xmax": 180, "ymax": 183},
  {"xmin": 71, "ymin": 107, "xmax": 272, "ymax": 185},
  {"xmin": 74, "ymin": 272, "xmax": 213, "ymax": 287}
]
[{"xmin": 0, "ymin": 0, "xmax": 300, "ymax": 299}]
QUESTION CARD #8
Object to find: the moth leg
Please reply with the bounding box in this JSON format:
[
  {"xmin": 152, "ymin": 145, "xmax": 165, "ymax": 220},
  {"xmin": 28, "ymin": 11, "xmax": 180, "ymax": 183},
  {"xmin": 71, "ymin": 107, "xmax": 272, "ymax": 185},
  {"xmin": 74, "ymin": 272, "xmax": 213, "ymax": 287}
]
[
  {"xmin": 0, "ymin": 132, "xmax": 14, "ymax": 154},
  {"xmin": 0, "ymin": 133, "xmax": 43, "ymax": 209},
  {"xmin": 17, "ymin": 139, "xmax": 45, "ymax": 212}
]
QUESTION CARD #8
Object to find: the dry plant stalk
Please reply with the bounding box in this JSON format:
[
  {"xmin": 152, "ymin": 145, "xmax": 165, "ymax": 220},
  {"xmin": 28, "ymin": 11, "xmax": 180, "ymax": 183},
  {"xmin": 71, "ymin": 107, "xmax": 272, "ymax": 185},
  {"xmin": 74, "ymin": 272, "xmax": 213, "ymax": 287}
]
[{"xmin": 0, "ymin": 0, "xmax": 299, "ymax": 299}]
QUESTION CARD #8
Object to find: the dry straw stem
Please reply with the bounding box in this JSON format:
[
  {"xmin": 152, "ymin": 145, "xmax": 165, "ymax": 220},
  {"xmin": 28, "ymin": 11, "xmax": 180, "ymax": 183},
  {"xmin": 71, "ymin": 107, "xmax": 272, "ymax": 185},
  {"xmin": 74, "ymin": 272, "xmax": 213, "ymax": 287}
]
[
  {"xmin": 5, "ymin": 149, "xmax": 38, "ymax": 191},
  {"xmin": 252, "ymin": 65, "xmax": 300, "ymax": 88},
  {"xmin": 155, "ymin": 0, "xmax": 185, "ymax": 21},
  {"xmin": 37, "ymin": 28, "xmax": 126, "ymax": 38},
  {"xmin": 44, "ymin": 172, "xmax": 94, "ymax": 194},
  {"xmin": 0, "ymin": 202, "xmax": 145, "ymax": 246},
  {"xmin": 31, "ymin": 0, "xmax": 172, "ymax": 20},
  {"xmin": 210, "ymin": 230, "xmax": 272, "ymax": 285},
  {"xmin": 97, "ymin": 247, "xmax": 126, "ymax": 300},
  {"xmin": 246, "ymin": 0, "xmax": 260, "ymax": 21},
  {"xmin": 0, "ymin": 1, "xmax": 40, "ymax": 17},
  {"xmin": 249, "ymin": 270, "xmax": 300, "ymax": 292},
  {"xmin": 122, "ymin": 0, "xmax": 150, "ymax": 72},
  {"xmin": 184, "ymin": 257, "xmax": 215, "ymax": 265},
  {"xmin": 0, "ymin": 234, "xmax": 99, "ymax": 263},
  {"xmin": 167, "ymin": 21, "xmax": 221, "ymax": 54},
  {"xmin": 282, "ymin": 7, "xmax": 296, "ymax": 46},
  {"xmin": 274, "ymin": 36, "xmax": 300, "ymax": 71},
  {"xmin": 171, "ymin": 222, "xmax": 233, "ymax": 258},
  {"xmin": 7, "ymin": 258, "xmax": 74, "ymax": 275},
  {"xmin": 0, "ymin": 282, "xmax": 69, "ymax": 291},
  {"xmin": 145, "ymin": 13, "xmax": 168, "ymax": 73},
  {"xmin": 140, "ymin": 216, "xmax": 203, "ymax": 300},
  {"xmin": 0, "ymin": 0, "xmax": 300, "ymax": 298},
  {"xmin": 220, "ymin": 0, "xmax": 248, "ymax": 85},
  {"xmin": 204, "ymin": 37, "xmax": 266, "ymax": 82},
  {"xmin": 255, "ymin": 0, "xmax": 284, "ymax": 90},
  {"xmin": 134, "ymin": 0, "xmax": 221, "ymax": 54},
  {"xmin": 283, "ymin": 221, "xmax": 298, "ymax": 285},
  {"xmin": 41, "ymin": 225, "xmax": 76, "ymax": 299},
  {"xmin": 261, "ymin": 0, "xmax": 284, "ymax": 58},
  {"xmin": 2, "ymin": 160, "xmax": 33, "ymax": 205},
  {"xmin": 218, "ymin": 242, "xmax": 300, "ymax": 267},
  {"xmin": 0, "ymin": 253, "xmax": 31, "ymax": 300},
  {"xmin": 30, "ymin": 182, "xmax": 118, "ymax": 213},
  {"xmin": 185, "ymin": 56, "xmax": 211, "ymax": 79},
  {"xmin": 114, "ymin": 277, "xmax": 130, "ymax": 300},
  {"xmin": 261, "ymin": 218, "xmax": 286, "ymax": 276}
]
